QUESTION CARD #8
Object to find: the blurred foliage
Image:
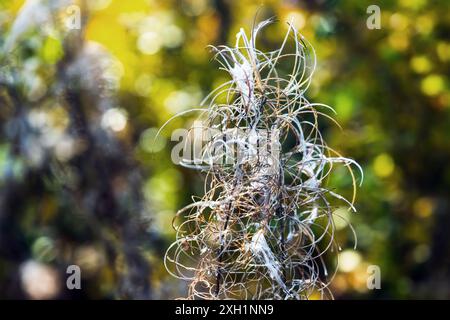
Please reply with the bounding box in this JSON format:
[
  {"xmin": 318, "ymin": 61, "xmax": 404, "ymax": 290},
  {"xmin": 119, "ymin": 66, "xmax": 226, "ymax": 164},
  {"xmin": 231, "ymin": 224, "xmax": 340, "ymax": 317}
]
[{"xmin": 0, "ymin": 0, "xmax": 449, "ymax": 299}]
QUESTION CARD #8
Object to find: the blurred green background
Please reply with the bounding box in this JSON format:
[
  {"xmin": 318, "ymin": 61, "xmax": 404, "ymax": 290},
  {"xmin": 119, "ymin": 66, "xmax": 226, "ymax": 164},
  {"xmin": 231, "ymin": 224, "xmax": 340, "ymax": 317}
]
[{"xmin": 0, "ymin": 0, "xmax": 449, "ymax": 299}]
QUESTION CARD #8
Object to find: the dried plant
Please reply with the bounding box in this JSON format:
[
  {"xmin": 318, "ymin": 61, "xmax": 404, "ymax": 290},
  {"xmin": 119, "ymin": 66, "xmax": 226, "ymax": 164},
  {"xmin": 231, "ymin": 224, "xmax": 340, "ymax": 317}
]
[{"xmin": 163, "ymin": 19, "xmax": 363, "ymax": 300}]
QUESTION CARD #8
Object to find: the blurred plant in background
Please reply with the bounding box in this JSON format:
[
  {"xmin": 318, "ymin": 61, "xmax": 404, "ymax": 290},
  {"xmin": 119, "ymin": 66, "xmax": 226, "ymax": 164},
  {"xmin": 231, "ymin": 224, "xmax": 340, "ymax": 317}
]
[
  {"xmin": 0, "ymin": 0, "xmax": 449, "ymax": 299},
  {"xmin": 0, "ymin": 0, "xmax": 155, "ymax": 299}
]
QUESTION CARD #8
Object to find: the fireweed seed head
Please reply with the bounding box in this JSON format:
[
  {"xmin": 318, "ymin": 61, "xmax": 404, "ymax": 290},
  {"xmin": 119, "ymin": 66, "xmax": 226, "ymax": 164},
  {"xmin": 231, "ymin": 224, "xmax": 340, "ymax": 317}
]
[{"xmin": 163, "ymin": 18, "xmax": 363, "ymax": 300}]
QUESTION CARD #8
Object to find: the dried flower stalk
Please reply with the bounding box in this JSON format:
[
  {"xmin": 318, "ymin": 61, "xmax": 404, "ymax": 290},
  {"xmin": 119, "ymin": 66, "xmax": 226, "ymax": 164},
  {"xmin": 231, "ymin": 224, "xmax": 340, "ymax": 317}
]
[{"xmin": 164, "ymin": 19, "xmax": 363, "ymax": 300}]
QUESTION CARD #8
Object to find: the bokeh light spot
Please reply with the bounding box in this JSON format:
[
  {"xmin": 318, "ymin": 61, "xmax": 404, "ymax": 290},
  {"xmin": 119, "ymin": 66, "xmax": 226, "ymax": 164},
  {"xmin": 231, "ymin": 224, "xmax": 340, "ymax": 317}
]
[
  {"xmin": 137, "ymin": 31, "xmax": 162, "ymax": 55},
  {"xmin": 413, "ymin": 197, "xmax": 435, "ymax": 218},
  {"xmin": 140, "ymin": 127, "xmax": 166, "ymax": 153},
  {"xmin": 373, "ymin": 153, "xmax": 395, "ymax": 178},
  {"xmin": 20, "ymin": 260, "xmax": 60, "ymax": 300},
  {"xmin": 101, "ymin": 108, "xmax": 128, "ymax": 132},
  {"xmin": 286, "ymin": 11, "xmax": 306, "ymax": 30},
  {"xmin": 421, "ymin": 74, "xmax": 445, "ymax": 96},
  {"xmin": 338, "ymin": 250, "xmax": 362, "ymax": 273},
  {"xmin": 333, "ymin": 207, "xmax": 351, "ymax": 231},
  {"xmin": 410, "ymin": 55, "xmax": 432, "ymax": 74}
]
